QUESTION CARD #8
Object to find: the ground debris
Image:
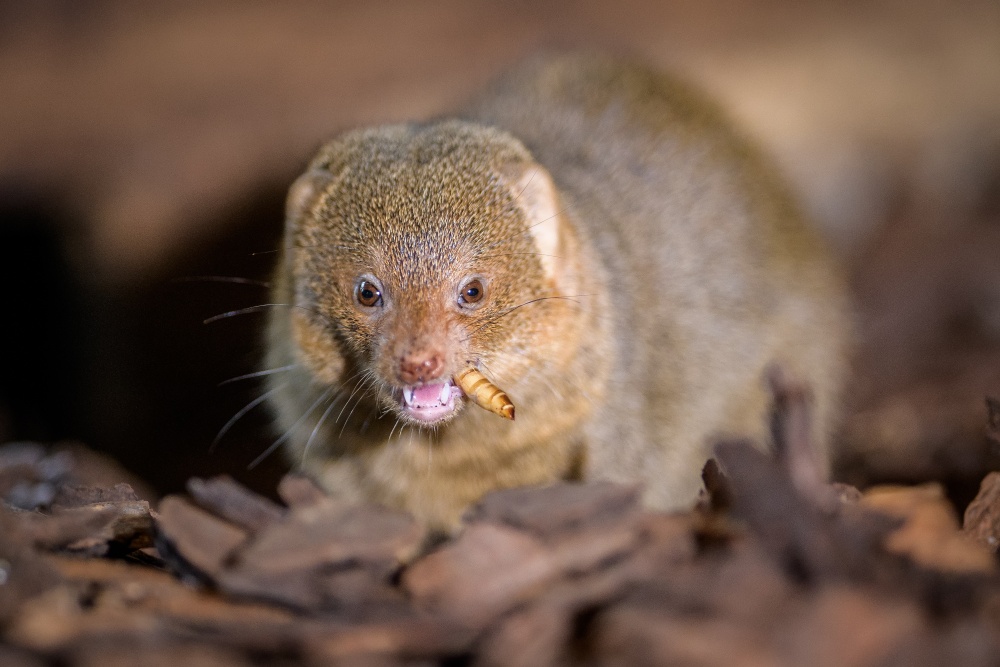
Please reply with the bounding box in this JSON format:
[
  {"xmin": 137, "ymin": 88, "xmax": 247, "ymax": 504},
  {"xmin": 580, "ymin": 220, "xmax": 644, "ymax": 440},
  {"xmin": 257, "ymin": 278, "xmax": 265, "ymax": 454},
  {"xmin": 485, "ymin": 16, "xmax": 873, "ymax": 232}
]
[
  {"xmin": 3, "ymin": 396, "xmax": 1000, "ymax": 665},
  {"xmin": 863, "ymin": 483, "xmax": 995, "ymax": 572},
  {"xmin": 964, "ymin": 471, "xmax": 1000, "ymax": 552},
  {"xmin": 464, "ymin": 481, "xmax": 642, "ymax": 536},
  {"xmin": 276, "ymin": 473, "xmax": 329, "ymax": 508},
  {"xmin": 185, "ymin": 475, "xmax": 285, "ymax": 533}
]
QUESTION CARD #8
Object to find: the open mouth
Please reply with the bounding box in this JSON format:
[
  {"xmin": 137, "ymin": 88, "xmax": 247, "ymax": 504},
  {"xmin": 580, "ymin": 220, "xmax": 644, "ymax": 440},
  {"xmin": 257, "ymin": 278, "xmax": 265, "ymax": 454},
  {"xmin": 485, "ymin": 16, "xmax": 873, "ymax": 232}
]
[{"xmin": 399, "ymin": 380, "xmax": 464, "ymax": 424}]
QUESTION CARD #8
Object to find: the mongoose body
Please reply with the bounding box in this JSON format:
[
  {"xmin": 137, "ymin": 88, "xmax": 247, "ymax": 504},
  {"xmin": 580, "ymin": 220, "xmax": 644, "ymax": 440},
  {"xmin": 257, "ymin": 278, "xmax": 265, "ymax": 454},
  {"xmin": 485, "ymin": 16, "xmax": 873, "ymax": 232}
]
[{"xmin": 265, "ymin": 55, "xmax": 850, "ymax": 529}]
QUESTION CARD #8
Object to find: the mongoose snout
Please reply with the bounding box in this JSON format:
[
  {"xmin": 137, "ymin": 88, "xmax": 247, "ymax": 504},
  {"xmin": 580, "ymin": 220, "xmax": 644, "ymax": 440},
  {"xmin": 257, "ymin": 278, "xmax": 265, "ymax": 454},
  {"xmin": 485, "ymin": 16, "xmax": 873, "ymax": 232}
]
[{"xmin": 398, "ymin": 351, "xmax": 446, "ymax": 385}]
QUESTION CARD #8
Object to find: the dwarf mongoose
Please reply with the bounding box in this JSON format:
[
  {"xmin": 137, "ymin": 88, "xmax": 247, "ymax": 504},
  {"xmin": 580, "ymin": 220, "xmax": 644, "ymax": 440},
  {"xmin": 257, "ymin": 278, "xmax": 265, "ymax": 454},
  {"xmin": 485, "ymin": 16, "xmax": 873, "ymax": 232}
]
[{"xmin": 263, "ymin": 54, "xmax": 850, "ymax": 529}]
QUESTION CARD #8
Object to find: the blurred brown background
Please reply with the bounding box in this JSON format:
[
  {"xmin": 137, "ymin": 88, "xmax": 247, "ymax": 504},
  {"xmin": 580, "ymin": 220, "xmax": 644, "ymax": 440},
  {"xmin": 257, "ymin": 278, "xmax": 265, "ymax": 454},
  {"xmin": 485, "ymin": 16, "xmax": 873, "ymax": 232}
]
[{"xmin": 1, "ymin": 0, "xmax": 999, "ymax": 501}]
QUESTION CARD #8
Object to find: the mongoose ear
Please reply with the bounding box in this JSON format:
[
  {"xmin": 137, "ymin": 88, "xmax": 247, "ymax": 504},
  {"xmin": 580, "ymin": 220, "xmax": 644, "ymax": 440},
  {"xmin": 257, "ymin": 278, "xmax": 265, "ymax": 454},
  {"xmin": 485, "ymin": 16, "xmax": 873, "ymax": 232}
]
[
  {"xmin": 511, "ymin": 165, "xmax": 563, "ymax": 283},
  {"xmin": 285, "ymin": 168, "xmax": 334, "ymax": 227}
]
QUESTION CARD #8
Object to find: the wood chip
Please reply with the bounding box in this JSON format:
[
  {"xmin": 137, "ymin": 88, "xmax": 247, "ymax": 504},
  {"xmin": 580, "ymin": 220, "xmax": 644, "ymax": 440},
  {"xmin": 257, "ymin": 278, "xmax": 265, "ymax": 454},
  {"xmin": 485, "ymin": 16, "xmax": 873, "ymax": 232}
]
[
  {"xmin": 8, "ymin": 500, "xmax": 153, "ymax": 555},
  {"xmin": 186, "ymin": 475, "xmax": 285, "ymax": 533},
  {"xmin": 0, "ymin": 511, "xmax": 63, "ymax": 626},
  {"xmin": 276, "ymin": 473, "xmax": 329, "ymax": 508},
  {"xmin": 155, "ymin": 496, "xmax": 248, "ymax": 581},
  {"xmin": 51, "ymin": 483, "xmax": 140, "ymax": 509},
  {"xmin": 863, "ymin": 484, "xmax": 996, "ymax": 572},
  {"xmin": 403, "ymin": 522, "xmax": 556, "ymax": 629},
  {"xmin": 465, "ymin": 482, "xmax": 641, "ymax": 536},
  {"xmin": 963, "ymin": 471, "xmax": 1000, "ymax": 552},
  {"xmin": 234, "ymin": 502, "xmax": 424, "ymax": 574},
  {"xmin": 302, "ymin": 617, "xmax": 475, "ymax": 663},
  {"xmin": 217, "ymin": 502, "xmax": 423, "ymax": 612}
]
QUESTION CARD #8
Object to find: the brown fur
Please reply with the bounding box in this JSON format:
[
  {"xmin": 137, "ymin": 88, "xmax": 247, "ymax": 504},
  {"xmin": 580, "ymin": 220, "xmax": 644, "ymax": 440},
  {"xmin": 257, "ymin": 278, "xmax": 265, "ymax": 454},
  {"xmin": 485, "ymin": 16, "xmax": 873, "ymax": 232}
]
[{"xmin": 264, "ymin": 55, "xmax": 851, "ymax": 530}]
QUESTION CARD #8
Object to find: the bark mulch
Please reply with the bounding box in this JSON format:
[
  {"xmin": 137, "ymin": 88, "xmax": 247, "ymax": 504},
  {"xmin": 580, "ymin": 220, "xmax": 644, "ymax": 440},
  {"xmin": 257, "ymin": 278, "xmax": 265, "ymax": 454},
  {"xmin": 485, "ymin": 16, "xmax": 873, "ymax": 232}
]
[{"xmin": 2, "ymin": 380, "xmax": 1000, "ymax": 666}]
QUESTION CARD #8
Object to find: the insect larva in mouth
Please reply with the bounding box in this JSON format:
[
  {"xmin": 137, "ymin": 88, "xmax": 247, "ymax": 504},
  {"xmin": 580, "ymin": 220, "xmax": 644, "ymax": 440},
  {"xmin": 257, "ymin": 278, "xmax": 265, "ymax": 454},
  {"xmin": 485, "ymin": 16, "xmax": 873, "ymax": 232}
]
[{"xmin": 455, "ymin": 367, "xmax": 515, "ymax": 420}]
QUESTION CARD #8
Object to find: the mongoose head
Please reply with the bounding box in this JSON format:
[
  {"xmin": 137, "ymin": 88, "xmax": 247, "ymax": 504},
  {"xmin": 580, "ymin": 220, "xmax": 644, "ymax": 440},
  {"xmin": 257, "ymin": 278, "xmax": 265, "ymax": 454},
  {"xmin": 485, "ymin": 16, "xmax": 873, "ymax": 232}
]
[{"xmin": 276, "ymin": 120, "xmax": 577, "ymax": 427}]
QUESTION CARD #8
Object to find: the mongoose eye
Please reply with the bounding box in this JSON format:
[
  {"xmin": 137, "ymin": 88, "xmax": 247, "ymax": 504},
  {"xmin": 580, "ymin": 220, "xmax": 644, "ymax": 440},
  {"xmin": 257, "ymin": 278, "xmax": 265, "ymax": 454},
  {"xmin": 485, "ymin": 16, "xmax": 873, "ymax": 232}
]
[
  {"xmin": 458, "ymin": 277, "xmax": 486, "ymax": 308},
  {"xmin": 355, "ymin": 279, "xmax": 384, "ymax": 308}
]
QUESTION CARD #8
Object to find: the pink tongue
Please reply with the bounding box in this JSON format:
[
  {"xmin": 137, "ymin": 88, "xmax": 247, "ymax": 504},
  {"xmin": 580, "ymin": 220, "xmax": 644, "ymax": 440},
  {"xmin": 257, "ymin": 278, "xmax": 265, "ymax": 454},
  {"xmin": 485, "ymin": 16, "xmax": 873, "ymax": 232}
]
[{"xmin": 412, "ymin": 383, "xmax": 445, "ymax": 405}]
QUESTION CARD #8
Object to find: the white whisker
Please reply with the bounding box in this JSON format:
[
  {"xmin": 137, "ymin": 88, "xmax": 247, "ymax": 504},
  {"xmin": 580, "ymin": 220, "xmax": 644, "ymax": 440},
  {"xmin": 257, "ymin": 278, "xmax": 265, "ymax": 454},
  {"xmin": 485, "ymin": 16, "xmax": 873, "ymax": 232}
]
[
  {"xmin": 341, "ymin": 381, "xmax": 378, "ymax": 437},
  {"xmin": 249, "ymin": 386, "xmax": 333, "ymax": 469},
  {"xmin": 336, "ymin": 372, "xmax": 379, "ymax": 437},
  {"xmin": 218, "ymin": 364, "xmax": 297, "ymax": 387},
  {"xmin": 302, "ymin": 393, "xmax": 341, "ymax": 464},
  {"xmin": 173, "ymin": 275, "xmax": 271, "ymax": 288},
  {"xmin": 387, "ymin": 417, "xmax": 402, "ymax": 443},
  {"xmin": 211, "ymin": 382, "xmax": 288, "ymax": 452}
]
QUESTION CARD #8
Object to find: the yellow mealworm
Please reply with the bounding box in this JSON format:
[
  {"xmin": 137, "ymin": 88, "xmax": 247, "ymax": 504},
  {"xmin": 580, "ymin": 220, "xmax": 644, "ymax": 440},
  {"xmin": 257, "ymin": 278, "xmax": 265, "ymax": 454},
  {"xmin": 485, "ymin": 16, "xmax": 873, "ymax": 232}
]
[{"xmin": 455, "ymin": 367, "xmax": 515, "ymax": 420}]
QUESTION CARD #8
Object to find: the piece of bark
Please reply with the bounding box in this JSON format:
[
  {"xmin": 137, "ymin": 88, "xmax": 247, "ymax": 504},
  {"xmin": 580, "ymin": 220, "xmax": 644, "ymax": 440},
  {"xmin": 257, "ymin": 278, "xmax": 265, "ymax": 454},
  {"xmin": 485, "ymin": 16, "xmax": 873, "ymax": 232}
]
[
  {"xmin": 218, "ymin": 501, "xmax": 423, "ymax": 612},
  {"xmin": 781, "ymin": 586, "xmax": 926, "ymax": 667},
  {"xmin": 303, "ymin": 618, "xmax": 475, "ymax": 664},
  {"xmin": 6, "ymin": 505, "xmax": 115, "ymax": 550},
  {"xmin": 863, "ymin": 484, "xmax": 996, "ymax": 573},
  {"xmin": 156, "ymin": 495, "xmax": 248, "ymax": 582},
  {"xmin": 629, "ymin": 513, "xmax": 699, "ymax": 574},
  {"xmin": 766, "ymin": 366, "xmax": 844, "ymax": 513},
  {"xmin": 476, "ymin": 545, "xmax": 668, "ymax": 667},
  {"xmin": 616, "ymin": 536, "xmax": 796, "ymax": 633},
  {"xmin": 405, "ymin": 512, "xmax": 639, "ymax": 632},
  {"xmin": 186, "ymin": 475, "xmax": 285, "ymax": 533},
  {"xmin": 277, "ymin": 473, "xmax": 329, "ymax": 508},
  {"xmin": 51, "ymin": 483, "xmax": 140, "ymax": 509},
  {"xmin": 700, "ymin": 458, "xmax": 732, "ymax": 513},
  {"xmin": 5, "ymin": 585, "xmax": 161, "ymax": 653},
  {"xmin": 234, "ymin": 502, "xmax": 423, "ymax": 574},
  {"xmin": 219, "ymin": 561, "xmax": 409, "ymax": 617},
  {"xmin": 475, "ymin": 598, "xmax": 575, "ymax": 667},
  {"xmin": 592, "ymin": 605, "xmax": 780, "ymax": 667},
  {"xmin": 695, "ymin": 459, "xmax": 742, "ymax": 545},
  {"xmin": 714, "ymin": 440, "xmax": 857, "ymax": 582},
  {"xmin": 403, "ymin": 522, "xmax": 558, "ymax": 629},
  {"xmin": 9, "ymin": 555, "xmax": 300, "ymax": 654},
  {"xmin": 963, "ymin": 471, "xmax": 1000, "ymax": 552},
  {"xmin": 0, "ymin": 510, "xmax": 63, "ymax": 626},
  {"xmin": 315, "ymin": 567, "xmax": 412, "ymax": 618},
  {"xmin": 9, "ymin": 501, "xmax": 153, "ymax": 555},
  {"xmin": 546, "ymin": 518, "xmax": 640, "ymax": 575},
  {"xmin": 215, "ymin": 559, "xmax": 327, "ymax": 612},
  {"xmin": 62, "ymin": 501, "xmax": 155, "ymax": 555},
  {"xmin": 465, "ymin": 482, "xmax": 641, "ymax": 537}
]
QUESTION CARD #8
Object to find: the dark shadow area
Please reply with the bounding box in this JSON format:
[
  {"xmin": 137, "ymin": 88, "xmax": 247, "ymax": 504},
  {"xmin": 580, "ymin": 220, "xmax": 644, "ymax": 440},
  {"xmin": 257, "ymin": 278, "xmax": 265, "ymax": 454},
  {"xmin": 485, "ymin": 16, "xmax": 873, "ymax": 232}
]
[
  {"xmin": 78, "ymin": 180, "xmax": 294, "ymax": 497},
  {"xmin": 0, "ymin": 197, "xmax": 84, "ymax": 445}
]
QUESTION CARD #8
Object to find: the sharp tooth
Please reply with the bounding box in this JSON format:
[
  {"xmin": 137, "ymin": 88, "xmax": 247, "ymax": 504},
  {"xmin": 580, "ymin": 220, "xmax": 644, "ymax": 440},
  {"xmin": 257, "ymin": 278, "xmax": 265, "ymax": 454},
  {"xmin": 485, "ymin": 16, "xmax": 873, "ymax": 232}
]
[
  {"xmin": 403, "ymin": 387, "xmax": 414, "ymax": 406},
  {"xmin": 440, "ymin": 382, "xmax": 451, "ymax": 404}
]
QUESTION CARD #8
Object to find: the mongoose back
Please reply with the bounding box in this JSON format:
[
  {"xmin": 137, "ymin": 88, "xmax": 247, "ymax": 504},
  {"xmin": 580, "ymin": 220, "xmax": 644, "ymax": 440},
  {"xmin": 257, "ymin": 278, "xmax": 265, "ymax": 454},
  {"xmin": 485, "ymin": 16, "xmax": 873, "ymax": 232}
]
[{"xmin": 264, "ymin": 55, "xmax": 850, "ymax": 529}]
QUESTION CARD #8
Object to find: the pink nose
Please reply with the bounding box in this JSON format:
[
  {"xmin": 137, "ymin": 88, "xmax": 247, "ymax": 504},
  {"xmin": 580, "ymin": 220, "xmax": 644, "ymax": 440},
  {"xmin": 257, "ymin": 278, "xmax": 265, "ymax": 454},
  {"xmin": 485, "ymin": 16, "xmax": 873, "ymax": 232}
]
[{"xmin": 399, "ymin": 351, "xmax": 444, "ymax": 384}]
